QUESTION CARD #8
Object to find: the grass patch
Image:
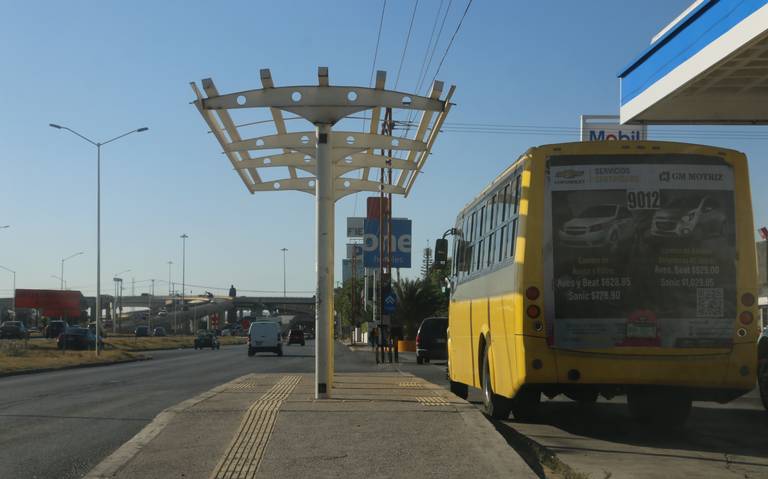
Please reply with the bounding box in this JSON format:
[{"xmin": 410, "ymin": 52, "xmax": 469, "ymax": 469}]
[
  {"xmin": 0, "ymin": 335, "xmax": 247, "ymax": 375},
  {"xmin": 106, "ymin": 335, "xmax": 246, "ymax": 351},
  {"xmin": 0, "ymin": 340, "xmax": 141, "ymax": 375}
]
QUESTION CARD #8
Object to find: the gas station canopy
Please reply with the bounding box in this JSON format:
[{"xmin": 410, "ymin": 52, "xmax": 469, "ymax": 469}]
[{"xmin": 619, "ymin": 0, "xmax": 768, "ymax": 124}]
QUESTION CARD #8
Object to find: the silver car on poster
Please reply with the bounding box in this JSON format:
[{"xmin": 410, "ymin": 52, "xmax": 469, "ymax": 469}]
[
  {"xmin": 558, "ymin": 204, "xmax": 636, "ymax": 250},
  {"xmin": 650, "ymin": 196, "xmax": 726, "ymax": 239}
]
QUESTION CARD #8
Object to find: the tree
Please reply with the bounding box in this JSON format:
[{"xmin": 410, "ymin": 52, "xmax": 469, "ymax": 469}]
[{"xmin": 392, "ymin": 278, "xmax": 443, "ymax": 339}]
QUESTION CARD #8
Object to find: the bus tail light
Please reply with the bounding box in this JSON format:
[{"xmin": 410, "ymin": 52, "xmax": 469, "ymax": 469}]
[
  {"xmin": 738, "ymin": 311, "xmax": 753, "ymax": 325},
  {"xmin": 526, "ymin": 287, "xmax": 540, "ymax": 300},
  {"xmin": 741, "ymin": 293, "xmax": 755, "ymax": 307},
  {"xmin": 527, "ymin": 305, "xmax": 540, "ymax": 319}
]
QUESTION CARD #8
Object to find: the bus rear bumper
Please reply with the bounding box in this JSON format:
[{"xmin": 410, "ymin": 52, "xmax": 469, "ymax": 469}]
[{"xmin": 520, "ymin": 337, "xmax": 756, "ymax": 402}]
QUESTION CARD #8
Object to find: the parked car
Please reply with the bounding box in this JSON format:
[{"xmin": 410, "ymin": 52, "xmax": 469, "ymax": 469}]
[
  {"xmin": 87, "ymin": 322, "xmax": 107, "ymax": 338},
  {"xmin": 135, "ymin": 325, "xmax": 150, "ymax": 337},
  {"xmin": 651, "ymin": 195, "xmax": 726, "ymax": 239},
  {"xmin": 157, "ymin": 308, "xmax": 168, "ymax": 318},
  {"xmin": 558, "ymin": 204, "xmax": 636, "ymax": 251},
  {"xmin": 248, "ymin": 321, "xmax": 282, "ymax": 357},
  {"xmin": 0, "ymin": 321, "xmax": 29, "ymax": 340},
  {"xmin": 287, "ymin": 329, "xmax": 306, "ymax": 346},
  {"xmin": 194, "ymin": 330, "xmax": 219, "ymax": 350},
  {"xmin": 153, "ymin": 326, "xmax": 167, "ymax": 337},
  {"xmin": 758, "ymin": 326, "xmax": 768, "ymax": 411},
  {"xmin": 416, "ymin": 316, "xmax": 448, "ymax": 365},
  {"xmin": 44, "ymin": 320, "xmax": 68, "ymax": 339},
  {"xmin": 57, "ymin": 327, "xmax": 103, "ymax": 350}
]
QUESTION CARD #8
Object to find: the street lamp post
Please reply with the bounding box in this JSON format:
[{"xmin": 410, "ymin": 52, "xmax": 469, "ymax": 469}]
[
  {"xmin": 281, "ymin": 248, "xmax": 288, "ymax": 297},
  {"xmin": 113, "ymin": 269, "xmax": 130, "ymax": 334},
  {"xmin": 50, "ymin": 123, "xmax": 148, "ymax": 356},
  {"xmin": 180, "ymin": 234, "xmax": 188, "ymax": 333},
  {"xmin": 51, "ymin": 275, "xmax": 67, "ymax": 290},
  {"xmin": 60, "ymin": 251, "xmax": 84, "ymax": 290},
  {"xmin": 0, "ymin": 265, "xmax": 16, "ymax": 319},
  {"xmin": 167, "ymin": 261, "xmax": 173, "ymax": 296}
]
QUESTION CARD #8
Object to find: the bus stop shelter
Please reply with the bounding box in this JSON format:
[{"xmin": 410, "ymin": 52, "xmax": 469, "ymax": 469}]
[{"xmin": 619, "ymin": 0, "xmax": 768, "ymax": 125}]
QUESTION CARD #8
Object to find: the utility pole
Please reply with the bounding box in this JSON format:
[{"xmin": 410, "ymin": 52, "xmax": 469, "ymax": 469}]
[
  {"xmin": 281, "ymin": 247, "xmax": 288, "ymax": 297},
  {"xmin": 181, "ymin": 234, "xmax": 188, "ymax": 333}
]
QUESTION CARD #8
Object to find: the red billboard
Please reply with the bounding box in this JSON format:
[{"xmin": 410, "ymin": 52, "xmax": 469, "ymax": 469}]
[{"xmin": 15, "ymin": 289, "xmax": 83, "ymax": 318}]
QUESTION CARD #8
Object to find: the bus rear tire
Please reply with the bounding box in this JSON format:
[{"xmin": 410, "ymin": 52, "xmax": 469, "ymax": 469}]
[
  {"xmin": 511, "ymin": 388, "xmax": 541, "ymax": 420},
  {"xmin": 450, "ymin": 380, "xmax": 468, "ymax": 400},
  {"xmin": 758, "ymin": 360, "xmax": 768, "ymax": 410},
  {"xmin": 627, "ymin": 388, "xmax": 691, "ymax": 427},
  {"xmin": 481, "ymin": 353, "xmax": 513, "ymax": 419}
]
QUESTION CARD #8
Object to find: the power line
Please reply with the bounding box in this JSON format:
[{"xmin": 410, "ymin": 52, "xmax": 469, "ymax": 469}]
[
  {"xmin": 394, "ymin": 0, "xmax": 420, "ymax": 90},
  {"xmin": 416, "ymin": 0, "xmax": 452, "ymax": 96},
  {"xmin": 429, "ymin": 0, "xmax": 473, "ymax": 86}
]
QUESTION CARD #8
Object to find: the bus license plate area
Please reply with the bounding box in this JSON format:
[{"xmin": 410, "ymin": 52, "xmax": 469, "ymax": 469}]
[{"xmin": 627, "ymin": 323, "xmax": 657, "ymax": 339}]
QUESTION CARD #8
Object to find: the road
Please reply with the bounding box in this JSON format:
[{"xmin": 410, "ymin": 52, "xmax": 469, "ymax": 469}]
[
  {"xmin": 0, "ymin": 340, "xmax": 367, "ymax": 479},
  {"xmin": 3, "ymin": 343, "xmax": 766, "ymax": 479},
  {"xmin": 400, "ymin": 356, "xmax": 768, "ymax": 479}
]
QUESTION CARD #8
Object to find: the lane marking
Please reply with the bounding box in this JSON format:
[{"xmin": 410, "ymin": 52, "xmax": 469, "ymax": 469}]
[{"xmin": 211, "ymin": 375, "xmax": 301, "ymax": 479}]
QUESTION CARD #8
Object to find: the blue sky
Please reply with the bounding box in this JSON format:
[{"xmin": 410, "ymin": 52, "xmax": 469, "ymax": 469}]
[{"xmin": 1, "ymin": 0, "xmax": 765, "ymax": 298}]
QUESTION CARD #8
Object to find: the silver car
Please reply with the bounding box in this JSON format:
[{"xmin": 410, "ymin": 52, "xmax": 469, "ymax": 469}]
[
  {"xmin": 651, "ymin": 196, "xmax": 726, "ymax": 238},
  {"xmin": 558, "ymin": 204, "xmax": 636, "ymax": 251}
]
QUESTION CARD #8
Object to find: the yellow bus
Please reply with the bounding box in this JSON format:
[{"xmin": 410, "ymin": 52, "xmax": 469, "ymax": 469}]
[{"xmin": 444, "ymin": 141, "xmax": 759, "ymax": 426}]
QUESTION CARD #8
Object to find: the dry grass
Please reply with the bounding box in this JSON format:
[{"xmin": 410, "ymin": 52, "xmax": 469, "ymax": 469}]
[
  {"xmin": 0, "ymin": 335, "xmax": 247, "ymax": 375},
  {"xmin": 106, "ymin": 335, "xmax": 246, "ymax": 351},
  {"xmin": 0, "ymin": 339, "xmax": 141, "ymax": 374}
]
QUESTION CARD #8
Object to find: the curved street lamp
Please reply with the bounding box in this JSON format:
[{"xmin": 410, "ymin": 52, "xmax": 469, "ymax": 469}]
[{"xmin": 50, "ymin": 123, "xmax": 148, "ymax": 355}]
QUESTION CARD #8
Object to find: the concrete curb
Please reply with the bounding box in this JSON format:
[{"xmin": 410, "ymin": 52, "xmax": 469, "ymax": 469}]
[
  {"xmin": 83, "ymin": 374, "xmax": 250, "ymax": 479},
  {"xmin": 0, "ymin": 355, "xmax": 152, "ymax": 379}
]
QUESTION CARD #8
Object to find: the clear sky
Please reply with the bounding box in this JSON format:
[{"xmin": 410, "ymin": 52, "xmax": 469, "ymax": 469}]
[{"xmin": 1, "ymin": 0, "xmax": 765, "ymax": 298}]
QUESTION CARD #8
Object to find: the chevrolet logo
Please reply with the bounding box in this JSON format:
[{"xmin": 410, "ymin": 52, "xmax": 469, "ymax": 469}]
[{"xmin": 555, "ymin": 169, "xmax": 584, "ymax": 179}]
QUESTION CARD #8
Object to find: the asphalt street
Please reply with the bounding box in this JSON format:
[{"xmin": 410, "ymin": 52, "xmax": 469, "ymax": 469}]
[
  {"xmin": 0, "ymin": 340, "xmax": 366, "ymax": 479},
  {"xmin": 400, "ymin": 357, "xmax": 768, "ymax": 478}
]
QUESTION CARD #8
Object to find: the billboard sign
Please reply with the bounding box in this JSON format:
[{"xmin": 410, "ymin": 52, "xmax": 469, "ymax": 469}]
[
  {"xmin": 362, "ymin": 218, "xmax": 412, "ymax": 268},
  {"xmin": 545, "ymin": 154, "xmax": 736, "ymax": 349},
  {"xmin": 347, "ymin": 217, "xmax": 365, "ymax": 238},
  {"xmin": 580, "ymin": 115, "xmax": 646, "ymax": 142}
]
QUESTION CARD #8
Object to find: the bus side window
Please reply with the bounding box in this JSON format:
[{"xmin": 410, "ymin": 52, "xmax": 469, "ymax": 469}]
[
  {"xmin": 513, "ymin": 175, "xmax": 522, "ymax": 214},
  {"xmin": 509, "ymin": 218, "xmax": 518, "ymax": 259},
  {"xmin": 489, "ymin": 194, "xmax": 497, "ymax": 230},
  {"xmin": 479, "ymin": 206, "xmax": 486, "ymax": 237},
  {"xmin": 501, "ymin": 184, "xmax": 509, "ymax": 222},
  {"xmin": 487, "ymin": 232, "xmax": 495, "ymax": 267},
  {"xmin": 477, "ymin": 239, "xmax": 484, "ymax": 271},
  {"xmin": 498, "ymin": 225, "xmax": 507, "ymax": 262},
  {"xmin": 470, "ymin": 211, "xmax": 477, "ymax": 243}
]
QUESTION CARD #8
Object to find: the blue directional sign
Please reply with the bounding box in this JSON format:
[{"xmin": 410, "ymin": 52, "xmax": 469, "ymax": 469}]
[
  {"xmin": 383, "ymin": 289, "xmax": 397, "ymax": 314},
  {"xmin": 362, "ymin": 218, "xmax": 412, "ymax": 268}
]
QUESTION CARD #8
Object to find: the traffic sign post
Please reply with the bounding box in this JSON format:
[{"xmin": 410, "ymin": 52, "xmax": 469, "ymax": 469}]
[{"xmin": 192, "ymin": 68, "xmax": 454, "ymax": 398}]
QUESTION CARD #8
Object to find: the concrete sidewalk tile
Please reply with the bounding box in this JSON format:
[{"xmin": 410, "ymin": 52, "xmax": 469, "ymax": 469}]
[{"xmin": 91, "ymin": 370, "xmax": 535, "ymax": 479}]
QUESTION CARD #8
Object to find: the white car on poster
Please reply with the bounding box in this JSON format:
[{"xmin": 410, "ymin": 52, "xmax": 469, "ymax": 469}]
[{"xmin": 558, "ymin": 204, "xmax": 636, "ymax": 251}]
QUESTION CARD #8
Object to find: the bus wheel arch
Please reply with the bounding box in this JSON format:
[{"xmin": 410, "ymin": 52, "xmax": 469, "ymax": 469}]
[{"xmin": 480, "ymin": 341, "xmax": 513, "ymax": 420}]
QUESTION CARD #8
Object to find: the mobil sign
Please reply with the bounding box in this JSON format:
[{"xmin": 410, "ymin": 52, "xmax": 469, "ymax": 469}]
[
  {"xmin": 362, "ymin": 218, "xmax": 412, "ymax": 268},
  {"xmin": 580, "ymin": 114, "xmax": 646, "ymax": 142}
]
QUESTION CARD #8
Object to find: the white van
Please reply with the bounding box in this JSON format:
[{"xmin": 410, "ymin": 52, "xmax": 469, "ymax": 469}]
[{"xmin": 247, "ymin": 321, "xmax": 283, "ymax": 357}]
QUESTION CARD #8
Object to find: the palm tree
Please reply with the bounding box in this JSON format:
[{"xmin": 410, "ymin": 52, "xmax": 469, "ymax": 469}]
[{"xmin": 393, "ymin": 278, "xmax": 443, "ymax": 339}]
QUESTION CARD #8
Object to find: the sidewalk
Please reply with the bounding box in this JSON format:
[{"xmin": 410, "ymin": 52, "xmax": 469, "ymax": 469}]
[{"xmin": 86, "ymin": 354, "xmax": 535, "ymax": 478}]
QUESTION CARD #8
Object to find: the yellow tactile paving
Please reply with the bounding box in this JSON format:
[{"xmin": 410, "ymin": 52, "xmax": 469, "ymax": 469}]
[{"xmin": 211, "ymin": 375, "xmax": 301, "ymax": 479}]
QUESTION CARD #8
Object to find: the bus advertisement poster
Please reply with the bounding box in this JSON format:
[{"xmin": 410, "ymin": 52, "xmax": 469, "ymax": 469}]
[{"xmin": 545, "ymin": 155, "xmax": 736, "ymax": 349}]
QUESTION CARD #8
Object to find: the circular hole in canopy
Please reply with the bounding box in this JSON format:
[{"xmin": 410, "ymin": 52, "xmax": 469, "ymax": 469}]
[
  {"xmin": 291, "ymin": 91, "xmax": 302, "ymax": 102},
  {"xmin": 345, "ymin": 135, "xmax": 355, "ymax": 145},
  {"xmin": 347, "ymin": 91, "xmax": 358, "ymax": 102},
  {"xmin": 273, "ymin": 182, "xmax": 281, "ymax": 189},
  {"xmin": 236, "ymin": 95, "xmax": 246, "ymax": 105}
]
